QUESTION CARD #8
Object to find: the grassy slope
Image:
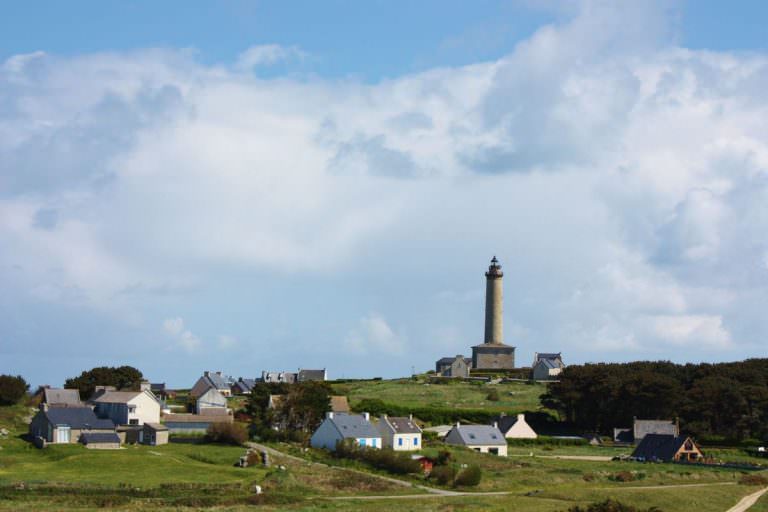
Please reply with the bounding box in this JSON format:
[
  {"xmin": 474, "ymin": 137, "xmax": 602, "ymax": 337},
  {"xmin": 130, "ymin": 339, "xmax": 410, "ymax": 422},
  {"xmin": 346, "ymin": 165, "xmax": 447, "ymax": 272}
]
[{"xmin": 332, "ymin": 378, "xmax": 549, "ymax": 415}]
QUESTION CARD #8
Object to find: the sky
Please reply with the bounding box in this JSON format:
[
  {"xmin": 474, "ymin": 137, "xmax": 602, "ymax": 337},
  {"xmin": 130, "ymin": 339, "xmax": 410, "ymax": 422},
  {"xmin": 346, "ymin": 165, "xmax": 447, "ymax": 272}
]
[{"xmin": 2, "ymin": 1, "xmax": 768, "ymax": 388}]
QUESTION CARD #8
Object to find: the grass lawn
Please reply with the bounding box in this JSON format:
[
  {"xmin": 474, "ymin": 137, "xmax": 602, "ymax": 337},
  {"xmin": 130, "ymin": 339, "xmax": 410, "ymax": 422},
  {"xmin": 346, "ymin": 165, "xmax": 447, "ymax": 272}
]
[{"xmin": 331, "ymin": 378, "xmax": 549, "ymax": 415}]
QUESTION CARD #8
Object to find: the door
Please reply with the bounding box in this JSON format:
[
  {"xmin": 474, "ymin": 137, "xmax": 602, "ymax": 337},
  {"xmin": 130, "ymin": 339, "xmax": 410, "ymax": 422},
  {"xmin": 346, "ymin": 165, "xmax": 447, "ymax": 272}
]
[{"xmin": 57, "ymin": 426, "xmax": 71, "ymax": 443}]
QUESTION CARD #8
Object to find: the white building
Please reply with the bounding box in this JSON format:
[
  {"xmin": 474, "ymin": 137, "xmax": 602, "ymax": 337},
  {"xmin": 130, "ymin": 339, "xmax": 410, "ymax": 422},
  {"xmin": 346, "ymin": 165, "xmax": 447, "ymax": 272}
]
[
  {"xmin": 495, "ymin": 413, "xmax": 538, "ymax": 439},
  {"xmin": 195, "ymin": 387, "xmax": 228, "ymax": 415},
  {"xmin": 532, "ymin": 353, "xmax": 565, "ymax": 381},
  {"xmin": 92, "ymin": 390, "xmax": 161, "ymax": 426},
  {"xmin": 310, "ymin": 412, "xmax": 382, "ymax": 451},
  {"xmin": 444, "ymin": 423, "xmax": 508, "ymax": 456},
  {"xmin": 378, "ymin": 415, "xmax": 422, "ymax": 451}
]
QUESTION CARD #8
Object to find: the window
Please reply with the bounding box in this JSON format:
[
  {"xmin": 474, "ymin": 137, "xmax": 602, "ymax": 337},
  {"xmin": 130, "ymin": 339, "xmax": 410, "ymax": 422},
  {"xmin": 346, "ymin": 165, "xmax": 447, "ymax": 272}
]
[
  {"xmin": 372, "ymin": 439, "xmax": 377, "ymax": 447},
  {"xmin": 359, "ymin": 439, "xmax": 366, "ymax": 447},
  {"xmin": 129, "ymin": 419, "xmax": 139, "ymax": 425},
  {"xmin": 414, "ymin": 437, "xmax": 419, "ymax": 446},
  {"xmin": 398, "ymin": 438, "xmax": 403, "ymax": 446}
]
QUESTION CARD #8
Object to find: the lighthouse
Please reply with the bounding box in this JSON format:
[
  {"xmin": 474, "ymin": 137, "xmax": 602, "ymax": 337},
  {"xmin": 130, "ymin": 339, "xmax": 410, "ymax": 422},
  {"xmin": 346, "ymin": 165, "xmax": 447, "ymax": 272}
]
[{"xmin": 472, "ymin": 256, "xmax": 516, "ymax": 370}]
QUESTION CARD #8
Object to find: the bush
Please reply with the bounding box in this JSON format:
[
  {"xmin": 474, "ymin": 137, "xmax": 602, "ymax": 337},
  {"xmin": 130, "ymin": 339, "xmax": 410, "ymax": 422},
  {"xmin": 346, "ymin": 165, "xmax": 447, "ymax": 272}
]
[
  {"xmin": 566, "ymin": 499, "xmax": 663, "ymax": 512},
  {"xmin": 486, "ymin": 388, "xmax": 500, "ymax": 401},
  {"xmin": 204, "ymin": 422, "xmax": 248, "ymax": 445},
  {"xmin": 0, "ymin": 375, "xmax": 28, "ymax": 406},
  {"xmin": 739, "ymin": 474, "xmax": 768, "ymax": 486},
  {"xmin": 333, "ymin": 440, "xmax": 421, "ymax": 475},
  {"xmin": 429, "ymin": 465, "xmax": 457, "ymax": 486},
  {"xmin": 453, "ymin": 465, "xmax": 482, "ymax": 487},
  {"xmin": 609, "ymin": 471, "xmax": 636, "ymax": 483},
  {"xmin": 435, "ymin": 450, "xmax": 452, "ymax": 466}
]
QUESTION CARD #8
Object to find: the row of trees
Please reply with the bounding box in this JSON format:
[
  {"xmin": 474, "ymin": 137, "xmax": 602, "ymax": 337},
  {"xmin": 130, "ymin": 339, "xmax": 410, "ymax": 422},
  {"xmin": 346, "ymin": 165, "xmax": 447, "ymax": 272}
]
[
  {"xmin": 246, "ymin": 381, "xmax": 332, "ymax": 441},
  {"xmin": 64, "ymin": 366, "xmax": 144, "ymax": 399},
  {"xmin": 541, "ymin": 359, "xmax": 768, "ymax": 441},
  {"xmin": 0, "ymin": 375, "xmax": 29, "ymax": 405}
]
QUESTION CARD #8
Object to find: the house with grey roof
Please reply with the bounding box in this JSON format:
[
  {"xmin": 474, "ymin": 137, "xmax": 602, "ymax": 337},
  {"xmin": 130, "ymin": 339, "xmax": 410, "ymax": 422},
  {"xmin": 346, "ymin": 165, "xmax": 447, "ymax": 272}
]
[
  {"xmin": 298, "ymin": 368, "xmax": 327, "ymax": 382},
  {"xmin": 310, "ymin": 412, "xmax": 382, "ymax": 451},
  {"xmin": 444, "ymin": 422, "xmax": 508, "ymax": 456},
  {"xmin": 632, "ymin": 434, "xmax": 703, "ymax": 462},
  {"xmin": 261, "ymin": 371, "xmax": 297, "ymax": 384},
  {"xmin": 435, "ymin": 355, "xmax": 471, "ymax": 378},
  {"xmin": 29, "ymin": 407, "xmax": 116, "ymax": 445},
  {"xmin": 613, "ymin": 418, "xmax": 680, "ymax": 444},
  {"xmin": 532, "ymin": 352, "xmax": 565, "ymax": 380},
  {"xmin": 493, "ymin": 413, "xmax": 538, "ymax": 439},
  {"xmin": 41, "ymin": 388, "xmax": 82, "ymax": 408},
  {"xmin": 91, "ymin": 390, "xmax": 161, "ymax": 426},
  {"xmin": 231, "ymin": 378, "xmax": 257, "ymax": 395},
  {"xmin": 378, "ymin": 414, "xmax": 422, "ymax": 451},
  {"xmin": 191, "ymin": 371, "xmax": 232, "ymax": 398}
]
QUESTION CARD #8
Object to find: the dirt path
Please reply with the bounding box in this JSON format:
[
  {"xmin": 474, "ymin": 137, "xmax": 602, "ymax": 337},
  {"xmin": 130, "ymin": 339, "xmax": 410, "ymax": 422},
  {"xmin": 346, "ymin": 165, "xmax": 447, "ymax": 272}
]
[{"xmin": 726, "ymin": 486, "xmax": 768, "ymax": 512}]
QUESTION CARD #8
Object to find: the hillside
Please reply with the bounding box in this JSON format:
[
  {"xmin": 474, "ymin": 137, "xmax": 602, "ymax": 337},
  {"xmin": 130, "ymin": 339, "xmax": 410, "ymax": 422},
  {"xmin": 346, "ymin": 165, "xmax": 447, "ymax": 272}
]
[{"xmin": 331, "ymin": 378, "xmax": 550, "ymax": 417}]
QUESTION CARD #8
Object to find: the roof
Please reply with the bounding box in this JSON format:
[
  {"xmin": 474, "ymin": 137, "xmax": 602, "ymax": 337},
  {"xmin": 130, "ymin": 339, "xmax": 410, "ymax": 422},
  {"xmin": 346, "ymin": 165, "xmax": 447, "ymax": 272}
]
[
  {"xmin": 43, "ymin": 407, "xmax": 115, "ymax": 429},
  {"xmin": 632, "ymin": 434, "xmax": 691, "ymax": 461},
  {"xmin": 446, "ymin": 424, "xmax": 506, "ymax": 446},
  {"xmin": 386, "ymin": 416, "xmax": 422, "ymax": 434},
  {"xmin": 162, "ymin": 413, "xmax": 232, "ymax": 424},
  {"xmin": 204, "ymin": 372, "xmax": 230, "ymax": 390},
  {"xmin": 150, "ymin": 383, "xmax": 166, "ymax": 391},
  {"xmin": 536, "ymin": 358, "xmax": 560, "ymax": 370},
  {"xmin": 43, "ymin": 388, "xmax": 82, "ymax": 406},
  {"xmin": 536, "ymin": 352, "xmax": 561, "ymax": 360},
  {"xmin": 91, "ymin": 390, "xmax": 142, "ymax": 404},
  {"xmin": 81, "ymin": 432, "xmax": 121, "ymax": 444},
  {"xmin": 330, "ymin": 396, "xmax": 349, "ymax": 413},
  {"xmin": 436, "ymin": 357, "xmax": 456, "ymax": 365},
  {"xmin": 298, "ymin": 369, "xmax": 326, "ymax": 382},
  {"xmin": 328, "ymin": 413, "xmax": 380, "ymax": 439},
  {"xmin": 634, "ymin": 419, "xmax": 678, "ymax": 439},
  {"xmin": 144, "ymin": 422, "xmax": 168, "ymax": 431},
  {"xmin": 494, "ymin": 414, "xmax": 524, "ymax": 434}
]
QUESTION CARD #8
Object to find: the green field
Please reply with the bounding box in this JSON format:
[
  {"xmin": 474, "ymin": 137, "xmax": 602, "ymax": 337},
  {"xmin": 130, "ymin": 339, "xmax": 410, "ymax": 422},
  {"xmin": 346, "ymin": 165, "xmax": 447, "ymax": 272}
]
[
  {"xmin": 2, "ymin": 383, "xmax": 767, "ymax": 511},
  {"xmin": 331, "ymin": 378, "xmax": 549, "ymax": 415}
]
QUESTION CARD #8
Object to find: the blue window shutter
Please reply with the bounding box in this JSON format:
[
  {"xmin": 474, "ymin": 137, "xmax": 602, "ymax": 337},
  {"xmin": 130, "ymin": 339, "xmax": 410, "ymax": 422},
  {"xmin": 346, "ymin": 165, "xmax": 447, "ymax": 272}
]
[
  {"xmin": 414, "ymin": 437, "xmax": 419, "ymax": 445},
  {"xmin": 398, "ymin": 438, "xmax": 403, "ymax": 446},
  {"xmin": 359, "ymin": 439, "xmax": 365, "ymax": 447}
]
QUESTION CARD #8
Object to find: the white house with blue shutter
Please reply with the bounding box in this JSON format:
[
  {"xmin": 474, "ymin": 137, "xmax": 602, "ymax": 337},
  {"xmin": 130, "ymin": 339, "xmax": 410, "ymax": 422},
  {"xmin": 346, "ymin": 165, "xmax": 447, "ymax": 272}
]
[
  {"xmin": 310, "ymin": 412, "xmax": 382, "ymax": 451},
  {"xmin": 378, "ymin": 414, "xmax": 422, "ymax": 451}
]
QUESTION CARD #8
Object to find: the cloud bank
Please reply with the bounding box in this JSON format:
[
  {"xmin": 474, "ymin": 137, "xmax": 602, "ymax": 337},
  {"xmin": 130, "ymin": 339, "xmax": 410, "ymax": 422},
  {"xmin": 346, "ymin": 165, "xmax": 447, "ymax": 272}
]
[{"xmin": 2, "ymin": 2, "xmax": 768, "ymax": 385}]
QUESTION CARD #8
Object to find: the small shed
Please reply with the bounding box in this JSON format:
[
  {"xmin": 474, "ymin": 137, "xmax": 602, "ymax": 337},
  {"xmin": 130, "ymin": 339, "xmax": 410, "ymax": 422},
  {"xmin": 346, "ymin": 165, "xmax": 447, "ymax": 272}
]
[
  {"xmin": 141, "ymin": 423, "xmax": 169, "ymax": 446},
  {"xmin": 81, "ymin": 432, "xmax": 121, "ymax": 449},
  {"xmin": 411, "ymin": 455, "xmax": 434, "ymax": 475}
]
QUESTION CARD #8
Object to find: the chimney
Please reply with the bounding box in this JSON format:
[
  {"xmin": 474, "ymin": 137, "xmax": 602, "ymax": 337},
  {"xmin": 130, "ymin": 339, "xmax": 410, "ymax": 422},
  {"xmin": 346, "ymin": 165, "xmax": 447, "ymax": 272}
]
[
  {"xmin": 204, "ymin": 371, "xmax": 210, "ymax": 377},
  {"xmin": 493, "ymin": 421, "xmax": 498, "ymax": 429},
  {"xmin": 363, "ymin": 412, "xmax": 370, "ymax": 422},
  {"xmin": 216, "ymin": 371, "xmax": 222, "ymax": 376},
  {"xmin": 518, "ymin": 413, "xmax": 525, "ymax": 422},
  {"xmin": 326, "ymin": 411, "xmax": 334, "ymax": 419},
  {"xmin": 456, "ymin": 421, "xmax": 461, "ymax": 428},
  {"xmin": 140, "ymin": 381, "xmax": 150, "ymax": 392},
  {"xmin": 409, "ymin": 414, "xmax": 413, "ymax": 421}
]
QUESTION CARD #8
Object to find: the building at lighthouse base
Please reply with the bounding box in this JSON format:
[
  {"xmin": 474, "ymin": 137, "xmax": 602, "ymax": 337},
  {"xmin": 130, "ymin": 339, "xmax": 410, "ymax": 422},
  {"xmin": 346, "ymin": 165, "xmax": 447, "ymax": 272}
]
[{"xmin": 471, "ymin": 343, "xmax": 515, "ymax": 370}]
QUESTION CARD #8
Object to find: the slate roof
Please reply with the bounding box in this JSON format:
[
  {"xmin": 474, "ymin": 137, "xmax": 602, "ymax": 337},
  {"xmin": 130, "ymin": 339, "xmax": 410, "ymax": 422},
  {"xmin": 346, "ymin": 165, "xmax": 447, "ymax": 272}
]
[
  {"xmin": 535, "ymin": 352, "xmax": 561, "ymax": 361},
  {"xmin": 436, "ymin": 357, "xmax": 455, "ymax": 366},
  {"xmin": 386, "ymin": 416, "xmax": 422, "ymax": 434},
  {"xmin": 298, "ymin": 369, "xmax": 326, "ymax": 382},
  {"xmin": 91, "ymin": 391, "xmax": 142, "ymax": 404},
  {"xmin": 81, "ymin": 432, "xmax": 121, "ymax": 444},
  {"xmin": 144, "ymin": 422, "xmax": 168, "ymax": 431},
  {"xmin": 494, "ymin": 414, "xmax": 524, "ymax": 434},
  {"xmin": 446, "ymin": 424, "xmax": 506, "ymax": 446},
  {"xmin": 43, "ymin": 388, "xmax": 82, "ymax": 407},
  {"xmin": 205, "ymin": 372, "xmax": 230, "ymax": 390},
  {"xmin": 634, "ymin": 419, "xmax": 678, "ymax": 440},
  {"xmin": 632, "ymin": 434, "xmax": 691, "ymax": 461},
  {"xmin": 329, "ymin": 413, "xmax": 380, "ymax": 439},
  {"xmin": 44, "ymin": 407, "xmax": 115, "ymax": 429},
  {"xmin": 536, "ymin": 358, "xmax": 560, "ymax": 370}
]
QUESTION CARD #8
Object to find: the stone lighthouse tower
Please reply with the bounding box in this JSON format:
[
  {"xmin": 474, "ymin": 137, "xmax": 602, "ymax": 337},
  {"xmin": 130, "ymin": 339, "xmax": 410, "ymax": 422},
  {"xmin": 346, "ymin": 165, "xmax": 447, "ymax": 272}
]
[{"xmin": 472, "ymin": 256, "xmax": 516, "ymax": 370}]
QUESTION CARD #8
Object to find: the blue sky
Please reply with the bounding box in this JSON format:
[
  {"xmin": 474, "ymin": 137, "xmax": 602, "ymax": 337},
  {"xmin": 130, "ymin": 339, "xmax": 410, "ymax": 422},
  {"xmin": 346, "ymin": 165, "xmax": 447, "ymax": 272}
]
[{"xmin": 2, "ymin": 1, "xmax": 768, "ymax": 388}]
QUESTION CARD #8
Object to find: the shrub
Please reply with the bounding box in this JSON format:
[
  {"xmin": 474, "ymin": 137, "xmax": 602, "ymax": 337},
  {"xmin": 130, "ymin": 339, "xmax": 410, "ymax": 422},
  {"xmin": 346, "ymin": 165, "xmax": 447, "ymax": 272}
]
[
  {"xmin": 609, "ymin": 471, "xmax": 636, "ymax": 483},
  {"xmin": 204, "ymin": 422, "xmax": 248, "ymax": 445},
  {"xmin": 453, "ymin": 465, "xmax": 482, "ymax": 487},
  {"xmin": 429, "ymin": 465, "xmax": 457, "ymax": 486},
  {"xmin": 566, "ymin": 499, "xmax": 663, "ymax": 512},
  {"xmin": 739, "ymin": 474, "xmax": 768, "ymax": 486},
  {"xmin": 333, "ymin": 441, "xmax": 421, "ymax": 475},
  {"xmin": 583, "ymin": 472, "xmax": 597, "ymax": 482},
  {"xmin": 0, "ymin": 375, "xmax": 28, "ymax": 406},
  {"xmin": 435, "ymin": 450, "xmax": 452, "ymax": 466},
  {"xmin": 486, "ymin": 388, "xmax": 500, "ymax": 401}
]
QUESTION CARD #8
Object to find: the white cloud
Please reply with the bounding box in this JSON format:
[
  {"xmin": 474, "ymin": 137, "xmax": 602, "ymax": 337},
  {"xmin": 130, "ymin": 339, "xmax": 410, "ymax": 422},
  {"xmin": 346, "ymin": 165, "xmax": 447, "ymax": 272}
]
[
  {"xmin": 235, "ymin": 44, "xmax": 306, "ymax": 70},
  {"xmin": 345, "ymin": 314, "xmax": 406, "ymax": 355},
  {"xmin": 3, "ymin": 2, "xmax": 768, "ymax": 378},
  {"xmin": 162, "ymin": 317, "xmax": 202, "ymax": 352},
  {"xmin": 217, "ymin": 335, "xmax": 237, "ymax": 350}
]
